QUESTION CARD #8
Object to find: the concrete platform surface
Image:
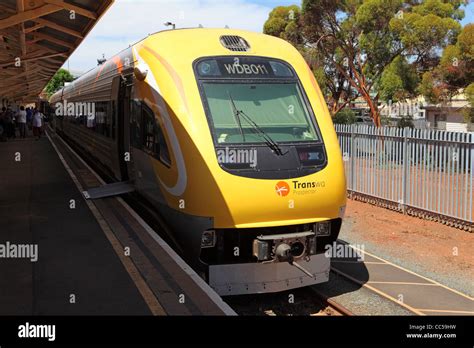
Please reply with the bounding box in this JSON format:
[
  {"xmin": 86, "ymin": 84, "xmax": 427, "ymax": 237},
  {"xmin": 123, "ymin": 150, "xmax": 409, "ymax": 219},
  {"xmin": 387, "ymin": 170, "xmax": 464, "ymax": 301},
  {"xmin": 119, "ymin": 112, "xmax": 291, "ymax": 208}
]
[{"xmin": 0, "ymin": 135, "xmax": 234, "ymax": 316}]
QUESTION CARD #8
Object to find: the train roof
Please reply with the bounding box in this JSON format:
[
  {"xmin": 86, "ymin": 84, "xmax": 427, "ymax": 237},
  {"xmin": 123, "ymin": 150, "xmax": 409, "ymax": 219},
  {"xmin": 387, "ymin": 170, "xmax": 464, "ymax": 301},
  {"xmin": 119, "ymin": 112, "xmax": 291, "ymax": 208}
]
[{"xmin": 50, "ymin": 28, "xmax": 299, "ymax": 103}]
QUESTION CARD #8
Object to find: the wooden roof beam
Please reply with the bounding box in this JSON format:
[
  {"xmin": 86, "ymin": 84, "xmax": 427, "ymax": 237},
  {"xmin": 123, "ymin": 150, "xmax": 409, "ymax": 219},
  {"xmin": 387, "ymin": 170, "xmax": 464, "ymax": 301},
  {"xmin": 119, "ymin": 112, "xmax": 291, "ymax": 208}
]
[
  {"xmin": 17, "ymin": 0, "xmax": 27, "ymax": 56},
  {"xmin": 0, "ymin": 4, "xmax": 62, "ymax": 30},
  {"xmin": 1, "ymin": 66, "xmax": 43, "ymax": 82},
  {"xmin": 26, "ymin": 37, "xmax": 43, "ymax": 45},
  {"xmin": 5, "ymin": 77, "xmax": 48, "ymax": 90},
  {"xmin": 43, "ymin": 0, "xmax": 97, "ymax": 19},
  {"xmin": 34, "ymin": 18, "xmax": 83, "ymax": 38},
  {"xmin": 27, "ymin": 44, "xmax": 62, "ymax": 56},
  {"xmin": 0, "ymin": 51, "xmax": 68, "ymax": 67},
  {"xmin": 37, "ymin": 59, "xmax": 64, "ymax": 69},
  {"xmin": 0, "ymin": 4, "xmax": 16, "ymax": 14},
  {"xmin": 35, "ymin": 63, "xmax": 59, "ymax": 72},
  {"xmin": 30, "ymin": 32, "xmax": 76, "ymax": 49},
  {"xmin": 24, "ymin": 23, "xmax": 45, "ymax": 34}
]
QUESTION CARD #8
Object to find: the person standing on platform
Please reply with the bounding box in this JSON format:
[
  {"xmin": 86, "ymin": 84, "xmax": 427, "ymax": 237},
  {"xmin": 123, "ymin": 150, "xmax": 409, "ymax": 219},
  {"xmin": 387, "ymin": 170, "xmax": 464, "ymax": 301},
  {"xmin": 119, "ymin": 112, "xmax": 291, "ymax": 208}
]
[
  {"xmin": 4, "ymin": 107, "xmax": 14, "ymax": 139},
  {"xmin": 26, "ymin": 107, "xmax": 33, "ymax": 132},
  {"xmin": 32, "ymin": 108, "xmax": 44, "ymax": 140},
  {"xmin": 17, "ymin": 106, "xmax": 27, "ymax": 139},
  {"xmin": 0, "ymin": 107, "xmax": 6, "ymax": 141}
]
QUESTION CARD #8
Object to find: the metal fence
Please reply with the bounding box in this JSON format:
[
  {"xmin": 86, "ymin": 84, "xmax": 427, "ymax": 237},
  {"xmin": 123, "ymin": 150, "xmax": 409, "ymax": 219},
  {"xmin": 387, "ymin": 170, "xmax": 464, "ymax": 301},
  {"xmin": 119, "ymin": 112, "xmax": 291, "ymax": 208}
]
[{"xmin": 335, "ymin": 124, "xmax": 474, "ymax": 231}]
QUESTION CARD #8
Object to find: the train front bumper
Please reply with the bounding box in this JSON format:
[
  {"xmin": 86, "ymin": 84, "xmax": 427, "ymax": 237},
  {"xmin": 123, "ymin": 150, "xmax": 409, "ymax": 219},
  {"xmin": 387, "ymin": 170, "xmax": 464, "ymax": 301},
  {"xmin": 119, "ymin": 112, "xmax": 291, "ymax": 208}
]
[{"xmin": 208, "ymin": 253, "xmax": 330, "ymax": 296}]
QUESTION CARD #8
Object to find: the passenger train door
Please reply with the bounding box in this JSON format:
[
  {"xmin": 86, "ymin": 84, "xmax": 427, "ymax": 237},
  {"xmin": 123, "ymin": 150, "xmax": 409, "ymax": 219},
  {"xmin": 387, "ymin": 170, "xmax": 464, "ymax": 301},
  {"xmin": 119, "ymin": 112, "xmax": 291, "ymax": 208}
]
[{"xmin": 111, "ymin": 75, "xmax": 133, "ymax": 182}]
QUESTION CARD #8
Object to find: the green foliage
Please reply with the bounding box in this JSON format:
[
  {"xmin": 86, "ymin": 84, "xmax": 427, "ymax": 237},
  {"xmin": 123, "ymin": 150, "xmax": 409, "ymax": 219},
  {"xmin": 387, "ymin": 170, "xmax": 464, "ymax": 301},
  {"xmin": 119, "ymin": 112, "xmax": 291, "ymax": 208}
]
[
  {"xmin": 312, "ymin": 65, "xmax": 328, "ymax": 96},
  {"xmin": 419, "ymin": 24, "xmax": 474, "ymax": 104},
  {"xmin": 463, "ymin": 83, "xmax": 474, "ymax": 123},
  {"xmin": 412, "ymin": 0, "xmax": 462, "ymax": 18},
  {"xmin": 263, "ymin": 5, "xmax": 302, "ymax": 45},
  {"xmin": 413, "ymin": 0, "xmax": 449, "ymax": 16},
  {"xmin": 380, "ymin": 56, "xmax": 419, "ymax": 102},
  {"xmin": 297, "ymin": 0, "xmax": 465, "ymax": 126},
  {"xmin": 356, "ymin": 0, "xmax": 404, "ymax": 79},
  {"xmin": 457, "ymin": 23, "xmax": 474, "ymax": 59},
  {"xmin": 466, "ymin": 83, "xmax": 474, "ymax": 105},
  {"xmin": 419, "ymin": 71, "xmax": 439, "ymax": 104},
  {"xmin": 397, "ymin": 116, "xmax": 415, "ymax": 128},
  {"xmin": 263, "ymin": 17, "xmax": 287, "ymax": 37},
  {"xmin": 333, "ymin": 108, "xmax": 357, "ymax": 124},
  {"xmin": 390, "ymin": 12, "xmax": 461, "ymax": 67},
  {"xmin": 265, "ymin": 0, "xmax": 467, "ymax": 126},
  {"xmin": 45, "ymin": 69, "xmax": 74, "ymax": 97}
]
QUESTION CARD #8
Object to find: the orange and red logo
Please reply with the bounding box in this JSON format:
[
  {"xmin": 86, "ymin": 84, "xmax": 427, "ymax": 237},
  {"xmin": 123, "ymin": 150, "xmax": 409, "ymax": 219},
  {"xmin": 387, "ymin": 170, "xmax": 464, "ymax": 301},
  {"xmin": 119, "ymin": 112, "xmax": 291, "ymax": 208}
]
[{"xmin": 275, "ymin": 181, "xmax": 290, "ymax": 197}]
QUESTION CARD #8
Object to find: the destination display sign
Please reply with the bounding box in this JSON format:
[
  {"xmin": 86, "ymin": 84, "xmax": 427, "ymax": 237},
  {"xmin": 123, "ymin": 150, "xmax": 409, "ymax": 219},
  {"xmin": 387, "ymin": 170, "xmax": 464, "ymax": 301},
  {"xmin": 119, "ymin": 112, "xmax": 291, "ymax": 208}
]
[
  {"xmin": 218, "ymin": 58, "xmax": 274, "ymax": 78},
  {"xmin": 196, "ymin": 57, "xmax": 294, "ymax": 79}
]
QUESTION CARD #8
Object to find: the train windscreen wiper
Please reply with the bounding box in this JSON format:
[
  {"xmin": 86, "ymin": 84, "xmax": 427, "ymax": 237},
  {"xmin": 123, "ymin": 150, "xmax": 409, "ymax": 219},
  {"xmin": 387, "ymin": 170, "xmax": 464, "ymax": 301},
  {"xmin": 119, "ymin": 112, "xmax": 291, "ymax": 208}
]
[
  {"xmin": 228, "ymin": 92, "xmax": 246, "ymax": 142},
  {"xmin": 228, "ymin": 93, "xmax": 287, "ymax": 156}
]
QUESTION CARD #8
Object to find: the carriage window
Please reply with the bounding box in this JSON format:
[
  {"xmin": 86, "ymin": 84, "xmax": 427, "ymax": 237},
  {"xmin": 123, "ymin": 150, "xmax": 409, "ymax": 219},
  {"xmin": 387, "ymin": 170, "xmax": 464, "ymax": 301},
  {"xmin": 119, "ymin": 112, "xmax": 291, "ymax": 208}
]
[
  {"xmin": 132, "ymin": 102, "xmax": 171, "ymax": 167},
  {"xmin": 111, "ymin": 101, "xmax": 116, "ymax": 140},
  {"xmin": 95, "ymin": 102, "xmax": 111, "ymax": 138},
  {"xmin": 130, "ymin": 100, "xmax": 142, "ymax": 148},
  {"xmin": 80, "ymin": 101, "xmax": 112, "ymax": 138},
  {"xmin": 143, "ymin": 107, "xmax": 155, "ymax": 152}
]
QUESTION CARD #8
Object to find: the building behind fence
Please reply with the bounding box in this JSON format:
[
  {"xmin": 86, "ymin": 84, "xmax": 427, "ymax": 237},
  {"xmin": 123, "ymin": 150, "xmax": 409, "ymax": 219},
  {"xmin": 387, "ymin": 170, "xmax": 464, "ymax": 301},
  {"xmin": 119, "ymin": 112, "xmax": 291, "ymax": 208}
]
[{"xmin": 335, "ymin": 124, "xmax": 474, "ymax": 231}]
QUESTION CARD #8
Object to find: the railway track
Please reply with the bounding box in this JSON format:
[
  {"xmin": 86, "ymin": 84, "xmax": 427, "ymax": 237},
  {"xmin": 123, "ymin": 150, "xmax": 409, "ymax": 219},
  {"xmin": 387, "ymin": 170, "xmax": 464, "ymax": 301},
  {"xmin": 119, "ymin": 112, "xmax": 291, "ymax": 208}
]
[{"xmin": 223, "ymin": 286, "xmax": 353, "ymax": 316}]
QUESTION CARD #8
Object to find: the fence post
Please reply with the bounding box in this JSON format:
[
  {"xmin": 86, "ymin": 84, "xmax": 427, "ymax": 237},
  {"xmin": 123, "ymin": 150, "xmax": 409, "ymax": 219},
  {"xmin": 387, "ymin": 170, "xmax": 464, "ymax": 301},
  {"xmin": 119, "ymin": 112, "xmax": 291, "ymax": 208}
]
[
  {"xmin": 470, "ymin": 132, "xmax": 473, "ymax": 226},
  {"xmin": 401, "ymin": 127, "xmax": 409, "ymax": 214},
  {"xmin": 350, "ymin": 124, "xmax": 356, "ymax": 198}
]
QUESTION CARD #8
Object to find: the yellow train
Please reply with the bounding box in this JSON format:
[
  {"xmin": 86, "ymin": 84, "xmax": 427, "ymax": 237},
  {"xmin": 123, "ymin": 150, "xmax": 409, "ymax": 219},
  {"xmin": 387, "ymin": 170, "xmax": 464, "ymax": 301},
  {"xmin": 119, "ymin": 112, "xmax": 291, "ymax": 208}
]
[{"xmin": 50, "ymin": 28, "xmax": 347, "ymax": 295}]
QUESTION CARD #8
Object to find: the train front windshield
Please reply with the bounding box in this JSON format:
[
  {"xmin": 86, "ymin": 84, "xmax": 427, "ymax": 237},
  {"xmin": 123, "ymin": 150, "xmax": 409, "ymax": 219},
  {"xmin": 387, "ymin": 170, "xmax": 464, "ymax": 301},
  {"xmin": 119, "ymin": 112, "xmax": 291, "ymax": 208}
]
[
  {"xmin": 202, "ymin": 82, "xmax": 319, "ymax": 144},
  {"xmin": 195, "ymin": 57, "xmax": 322, "ymax": 145}
]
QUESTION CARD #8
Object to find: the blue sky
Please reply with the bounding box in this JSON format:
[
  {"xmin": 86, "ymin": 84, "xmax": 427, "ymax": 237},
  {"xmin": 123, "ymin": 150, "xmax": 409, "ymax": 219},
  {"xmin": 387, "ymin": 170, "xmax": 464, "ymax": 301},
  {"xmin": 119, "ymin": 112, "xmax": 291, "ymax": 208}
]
[{"xmin": 65, "ymin": 0, "xmax": 474, "ymax": 73}]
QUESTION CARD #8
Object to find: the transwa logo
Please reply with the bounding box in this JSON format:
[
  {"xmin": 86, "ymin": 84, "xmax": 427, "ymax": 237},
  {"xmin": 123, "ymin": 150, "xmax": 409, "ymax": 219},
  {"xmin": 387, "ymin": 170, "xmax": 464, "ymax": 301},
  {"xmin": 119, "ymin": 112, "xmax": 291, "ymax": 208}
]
[{"xmin": 275, "ymin": 181, "xmax": 290, "ymax": 197}]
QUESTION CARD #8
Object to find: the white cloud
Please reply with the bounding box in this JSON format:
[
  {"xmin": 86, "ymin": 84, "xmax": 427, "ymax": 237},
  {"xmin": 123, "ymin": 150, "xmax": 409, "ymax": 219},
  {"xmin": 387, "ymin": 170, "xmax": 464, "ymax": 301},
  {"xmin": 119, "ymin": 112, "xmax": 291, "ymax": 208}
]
[{"xmin": 64, "ymin": 0, "xmax": 273, "ymax": 72}]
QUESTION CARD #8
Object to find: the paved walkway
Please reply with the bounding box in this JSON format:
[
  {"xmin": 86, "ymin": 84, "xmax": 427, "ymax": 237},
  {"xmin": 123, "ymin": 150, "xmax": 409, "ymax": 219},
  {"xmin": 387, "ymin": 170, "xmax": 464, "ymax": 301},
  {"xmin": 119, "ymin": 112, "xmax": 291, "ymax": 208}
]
[
  {"xmin": 0, "ymin": 137, "xmax": 150, "ymax": 315},
  {"xmin": 0, "ymin": 135, "xmax": 234, "ymax": 315}
]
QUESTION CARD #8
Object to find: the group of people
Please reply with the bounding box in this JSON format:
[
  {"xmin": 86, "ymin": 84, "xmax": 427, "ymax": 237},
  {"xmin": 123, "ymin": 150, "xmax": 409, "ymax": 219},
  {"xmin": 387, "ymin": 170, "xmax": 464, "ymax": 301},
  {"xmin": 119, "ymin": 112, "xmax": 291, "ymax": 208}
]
[{"xmin": 0, "ymin": 106, "xmax": 45, "ymax": 141}]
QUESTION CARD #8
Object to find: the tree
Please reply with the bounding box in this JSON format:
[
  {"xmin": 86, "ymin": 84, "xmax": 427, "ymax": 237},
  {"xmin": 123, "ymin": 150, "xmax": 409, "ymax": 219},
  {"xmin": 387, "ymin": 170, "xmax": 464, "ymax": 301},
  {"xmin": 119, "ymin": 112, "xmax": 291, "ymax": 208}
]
[
  {"xmin": 379, "ymin": 56, "xmax": 419, "ymax": 103},
  {"xmin": 263, "ymin": 5, "xmax": 303, "ymax": 45},
  {"xmin": 333, "ymin": 108, "xmax": 357, "ymax": 124},
  {"xmin": 303, "ymin": 40, "xmax": 356, "ymax": 116},
  {"xmin": 263, "ymin": 5, "xmax": 356, "ymax": 116},
  {"xmin": 264, "ymin": 0, "xmax": 464, "ymax": 126},
  {"xmin": 463, "ymin": 82, "xmax": 474, "ymax": 123},
  {"xmin": 397, "ymin": 116, "xmax": 415, "ymax": 128},
  {"xmin": 419, "ymin": 23, "xmax": 474, "ymax": 105},
  {"xmin": 45, "ymin": 69, "xmax": 74, "ymax": 97},
  {"xmin": 304, "ymin": 0, "xmax": 463, "ymax": 126}
]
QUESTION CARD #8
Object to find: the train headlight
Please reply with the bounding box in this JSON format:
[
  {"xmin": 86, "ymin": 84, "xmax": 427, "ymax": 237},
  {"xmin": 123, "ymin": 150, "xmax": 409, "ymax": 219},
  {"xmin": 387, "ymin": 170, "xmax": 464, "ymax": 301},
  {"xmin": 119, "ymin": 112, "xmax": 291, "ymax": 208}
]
[
  {"xmin": 200, "ymin": 62, "xmax": 211, "ymax": 75},
  {"xmin": 315, "ymin": 221, "xmax": 331, "ymax": 237},
  {"xmin": 201, "ymin": 230, "xmax": 216, "ymax": 248},
  {"xmin": 253, "ymin": 239, "xmax": 270, "ymax": 261}
]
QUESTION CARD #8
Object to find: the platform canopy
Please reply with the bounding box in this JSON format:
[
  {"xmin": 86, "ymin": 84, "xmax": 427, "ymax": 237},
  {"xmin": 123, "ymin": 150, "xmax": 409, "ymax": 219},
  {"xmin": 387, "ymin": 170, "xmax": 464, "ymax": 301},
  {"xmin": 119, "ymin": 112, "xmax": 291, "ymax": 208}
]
[{"xmin": 0, "ymin": 0, "xmax": 114, "ymax": 103}]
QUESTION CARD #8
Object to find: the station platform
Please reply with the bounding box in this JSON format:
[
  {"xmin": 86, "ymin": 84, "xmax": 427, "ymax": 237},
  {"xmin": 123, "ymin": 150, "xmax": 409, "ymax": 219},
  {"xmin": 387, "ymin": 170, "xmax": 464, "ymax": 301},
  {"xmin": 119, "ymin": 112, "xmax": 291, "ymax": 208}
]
[{"xmin": 0, "ymin": 132, "xmax": 234, "ymax": 316}]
